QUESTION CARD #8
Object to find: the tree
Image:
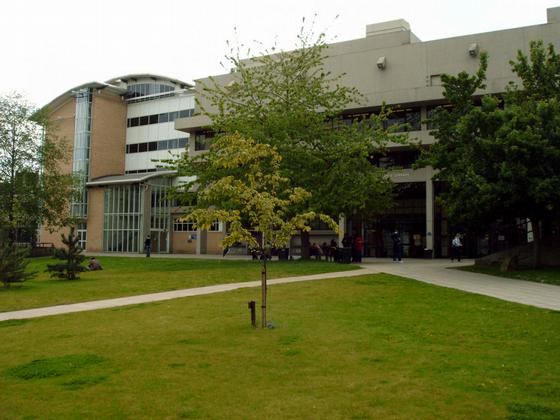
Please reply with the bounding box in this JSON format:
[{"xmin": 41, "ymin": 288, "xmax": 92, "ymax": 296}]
[
  {"xmin": 0, "ymin": 93, "xmax": 74, "ymax": 245},
  {"xmin": 181, "ymin": 133, "xmax": 337, "ymax": 327},
  {"xmin": 0, "ymin": 244, "xmax": 35, "ymax": 288},
  {"xmin": 419, "ymin": 42, "xmax": 560, "ymax": 266},
  {"xmin": 191, "ymin": 26, "xmax": 407, "ymax": 256},
  {"xmin": 46, "ymin": 228, "xmax": 86, "ymax": 280}
]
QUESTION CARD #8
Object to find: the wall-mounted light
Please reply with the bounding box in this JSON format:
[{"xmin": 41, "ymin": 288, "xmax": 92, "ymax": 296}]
[
  {"xmin": 377, "ymin": 56, "xmax": 386, "ymax": 70},
  {"xmin": 468, "ymin": 43, "xmax": 479, "ymax": 57}
]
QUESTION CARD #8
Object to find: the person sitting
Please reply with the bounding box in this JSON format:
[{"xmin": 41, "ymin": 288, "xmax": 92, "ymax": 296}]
[
  {"xmin": 88, "ymin": 257, "xmax": 103, "ymax": 271},
  {"xmin": 310, "ymin": 243, "xmax": 323, "ymax": 260}
]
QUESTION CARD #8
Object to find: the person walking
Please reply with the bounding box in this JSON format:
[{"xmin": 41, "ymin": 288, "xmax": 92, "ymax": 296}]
[
  {"xmin": 391, "ymin": 230, "xmax": 403, "ymax": 263},
  {"xmin": 144, "ymin": 235, "xmax": 151, "ymax": 257},
  {"xmin": 451, "ymin": 233, "xmax": 463, "ymax": 262}
]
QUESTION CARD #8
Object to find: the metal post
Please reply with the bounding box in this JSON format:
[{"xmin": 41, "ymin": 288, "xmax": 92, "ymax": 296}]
[{"xmin": 248, "ymin": 301, "xmax": 256, "ymax": 327}]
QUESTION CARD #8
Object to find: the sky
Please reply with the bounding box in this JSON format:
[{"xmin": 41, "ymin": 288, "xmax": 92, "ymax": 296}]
[{"xmin": 1, "ymin": 0, "xmax": 558, "ymax": 107}]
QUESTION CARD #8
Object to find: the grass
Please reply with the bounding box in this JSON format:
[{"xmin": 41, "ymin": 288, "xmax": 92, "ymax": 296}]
[
  {"xmin": 0, "ymin": 256, "xmax": 357, "ymax": 312},
  {"xmin": 0, "ymin": 273, "xmax": 559, "ymax": 419},
  {"xmin": 458, "ymin": 265, "xmax": 560, "ymax": 285}
]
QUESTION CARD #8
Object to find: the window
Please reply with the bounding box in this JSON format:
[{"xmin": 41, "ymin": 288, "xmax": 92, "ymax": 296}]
[
  {"xmin": 385, "ymin": 108, "xmax": 421, "ymax": 132},
  {"xmin": 138, "ymin": 143, "xmax": 148, "ymax": 152},
  {"xmin": 194, "ymin": 131, "xmax": 214, "ymax": 151},
  {"xmin": 178, "ymin": 138, "xmax": 187, "ymax": 148},
  {"xmin": 179, "ymin": 109, "xmax": 189, "ymax": 118},
  {"xmin": 168, "ymin": 138, "xmax": 178, "ymax": 149},
  {"xmin": 158, "ymin": 113, "xmax": 169, "ymax": 123},
  {"xmin": 130, "ymin": 117, "xmax": 139, "ymax": 127},
  {"xmin": 157, "ymin": 140, "xmax": 168, "ymax": 150},
  {"xmin": 139, "ymin": 116, "xmax": 149, "ymax": 126},
  {"xmin": 173, "ymin": 218, "xmax": 195, "ymax": 232},
  {"xmin": 209, "ymin": 220, "xmax": 221, "ymax": 232},
  {"xmin": 169, "ymin": 111, "xmax": 178, "ymax": 122},
  {"xmin": 149, "ymin": 114, "xmax": 159, "ymax": 125},
  {"xmin": 128, "ymin": 143, "xmax": 138, "ymax": 153},
  {"xmin": 148, "ymin": 141, "xmax": 157, "ymax": 151}
]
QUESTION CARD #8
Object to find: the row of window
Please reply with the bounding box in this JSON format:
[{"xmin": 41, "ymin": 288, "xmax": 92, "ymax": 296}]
[
  {"xmin": 126, "ymin": 83, "xmax": 175, "ymax": 98},
  {"xmin": 126, "ymin": 138, "xmax": 187, "ymax": 154},
  {"xmin": 341, "ymin": 108, "xmax": 422, "ymax": 132},
  {"xmin": 127, "ymin": 109, "xmax": 194, "ymax": 127},
  {"xmin": 173, "ymin": 219, "xmax": 221, "ymax": 232}
]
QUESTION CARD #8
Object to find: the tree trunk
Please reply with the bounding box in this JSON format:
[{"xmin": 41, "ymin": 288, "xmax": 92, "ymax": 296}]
[
  {"xmin": 300, "ymin": 230, "xmax": 310, "ymax": 260},
  {"xmin": 261, "ymin": 250, "xmax": 267, "ymax": 328}
]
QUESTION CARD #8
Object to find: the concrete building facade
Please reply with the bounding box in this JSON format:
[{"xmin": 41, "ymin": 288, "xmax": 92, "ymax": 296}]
[
  {"xmin": 176, "ymin": 6, "xmax": 560, "ymax": 258},
  {"xmin": 41, "ymin": 7, "xmax": 560, "ymax": 257}
]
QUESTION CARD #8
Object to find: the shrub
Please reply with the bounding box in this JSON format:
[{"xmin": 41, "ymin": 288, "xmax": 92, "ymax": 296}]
[
  {"xmin": 46, "ymin": 228, "xmax": 86, "ymax": 280},
  {"xmin": 0, "ymin": 244, "xmax": 35, "ymax": 288}
]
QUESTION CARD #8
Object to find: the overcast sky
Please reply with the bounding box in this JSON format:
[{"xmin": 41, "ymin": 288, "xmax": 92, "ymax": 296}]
[{"xmin": 1, "ymin": 0, "xmax": 558, "ymax": 106}]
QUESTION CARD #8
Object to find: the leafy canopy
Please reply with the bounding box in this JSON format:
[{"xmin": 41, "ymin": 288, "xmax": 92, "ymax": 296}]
[
  {"xmin": 420, "ymin": 42, "xmax": 560, "ymax": 229},
  {"xmin": 182, "ymin": 133, "xmax": 338, "ymax": 252},
  {"xmin": 0, "ymin": 93, "xmax": 74, "ymax": 243},
  {"xmin": 192, "ymin": 25, "xmax": 407, "ymax": 218}
]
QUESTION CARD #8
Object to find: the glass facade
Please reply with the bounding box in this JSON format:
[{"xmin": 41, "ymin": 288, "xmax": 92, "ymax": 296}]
[
  {"xmin": 150, "ymin": 178, "xmax": 171, "ymax": 253},
  {"xmin": 70, "ymin": 88, "xmax": 93, "ymax": 249},
  {"xmin": 71, "ymin": 88, "xmax": 92, "ymax": 219},
  {"xmin": 103, "ymin": 184, "xmax": 143, "ymax": 252}
]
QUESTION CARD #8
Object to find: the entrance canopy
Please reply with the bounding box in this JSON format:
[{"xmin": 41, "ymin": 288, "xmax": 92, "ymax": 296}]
[{"xmin": 86, "ymin": 171, "xmax": 176, "ymax": 187}]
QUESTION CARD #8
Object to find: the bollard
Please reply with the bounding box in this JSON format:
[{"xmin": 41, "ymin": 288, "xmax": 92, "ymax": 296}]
[{"xmin": 248, "ymin": 301, "xmax": 256, "ymax": 328}]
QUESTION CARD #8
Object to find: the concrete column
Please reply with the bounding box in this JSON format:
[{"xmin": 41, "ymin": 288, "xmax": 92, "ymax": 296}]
[
  {"xmin": 196, "ymin": 229, "xmax": 207, "ymax": 255},
  {"xmin": 338, "ymin": 214, "xmax": 346, "ymax": 246},
  {"xmin": 425, "ymin": 168, "xmax": 434, "ymax": 253},
  {"xmin": 142, "ymin": 184, "xmax": 152, "ymax": 253}
]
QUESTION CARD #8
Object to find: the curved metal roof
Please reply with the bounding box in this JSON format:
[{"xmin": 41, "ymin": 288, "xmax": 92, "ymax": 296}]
[
  {"xmin": 105, "ymin": 74, "xmax": 193, "ymax": 88},
  {"xmin": 86, "ymin": 170, "xmax": 177, "ymax": 187},
  {"xmin": 41, "ymin": 81, "xmax": 126, "ymax": 113}
]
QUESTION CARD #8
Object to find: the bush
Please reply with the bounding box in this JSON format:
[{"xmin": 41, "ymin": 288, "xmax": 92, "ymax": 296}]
[
  {"xmin": 46, "ymin": 228, "xmax": 86, "ymax": 280},
  {"xmin": 0, "ymin": 244, "xmax": 36, "ymax": 288}
]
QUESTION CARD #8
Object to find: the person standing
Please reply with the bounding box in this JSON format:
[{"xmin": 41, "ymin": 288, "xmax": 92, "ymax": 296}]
[
  {"xmin": 451, "ymin": 233, "xmax": 463, "ymax": 262},
  {"xmin": 144, "ymin": 235, "xmax": 151, "ymax": 257},
  {"xmin": 353, "ymin": 233, "xmax": 364, "ymax": 263},
  {"xmin": 391, "ymin": 230, "xmax": 403, "ymax": 263}
]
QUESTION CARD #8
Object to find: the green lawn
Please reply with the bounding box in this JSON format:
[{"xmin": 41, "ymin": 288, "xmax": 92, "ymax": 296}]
[
  {"xmin": 0, "ymin": 274, "xmax": 558, "ymax": 419},
  {"xmin": 0, "ymin": 257, "xmax": 357, "ymax": 312},
  {"xmin": 459, "ymin": 265, "xmax": 560, "ymax": 285}
]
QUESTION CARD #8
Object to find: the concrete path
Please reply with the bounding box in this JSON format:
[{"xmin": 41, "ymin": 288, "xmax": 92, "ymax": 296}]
[
  {"xmin": 360, "ymin": 258, "xmax": 560, "ymax": 311},
  {"xmin": 1, "ymin": 259, "xmax": 558, "ymax": 321},
  {"xmin": 0, "ymin": 267, "xmax": 373, "ymax": 321}
]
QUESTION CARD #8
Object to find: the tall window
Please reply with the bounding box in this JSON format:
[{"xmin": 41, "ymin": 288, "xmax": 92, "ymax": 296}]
[
  {"xmin": 103, "ymin": 184, "xmax": 143, "ymax": 252},
  {"xmin": 71, "ymin": 88, "xmax": 92, "ymax": 219}
]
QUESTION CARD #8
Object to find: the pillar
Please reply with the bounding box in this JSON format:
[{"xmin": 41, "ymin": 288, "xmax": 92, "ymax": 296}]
[
  {"xmin": 196, "ymin": 229, "xmax": 207, "ymax": 255},
  {"xmin": 425, "ymin": 168, "xmax": 434, "ymax": 253}
]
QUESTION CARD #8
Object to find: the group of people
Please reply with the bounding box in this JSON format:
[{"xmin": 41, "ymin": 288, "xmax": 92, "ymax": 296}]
[
  {"xmin": 341, "ymin": 233, "xmax": 365, "ymax": 263},
  {"xmin": 141, "ymin": 231, "xmax": 464, "ymax": 261},
  {"xmin": 310, "ymin": 239, "xmax": 338, "ymax": 261}
]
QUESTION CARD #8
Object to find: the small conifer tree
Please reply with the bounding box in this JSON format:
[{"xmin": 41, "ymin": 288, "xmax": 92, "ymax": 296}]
[
  {"xmin": 46, "ymin": 228, "xmax": 86, "ymax": 280},
  {"xmin": 0, "ymin": 244, "xmax": 35, "ymax": 288}
]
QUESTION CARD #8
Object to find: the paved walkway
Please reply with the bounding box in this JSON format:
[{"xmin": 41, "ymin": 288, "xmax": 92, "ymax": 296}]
[
  {"xmin": 1, "ymin": 259, "xmax": 558, "ymax": 321},
  {"xmin": 0, "ymin": 268, "xmax": 372, "ymax": 321},
  {"xmin": 360, "ymin": 258, "xmax": 560, "ymax": 311}
]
